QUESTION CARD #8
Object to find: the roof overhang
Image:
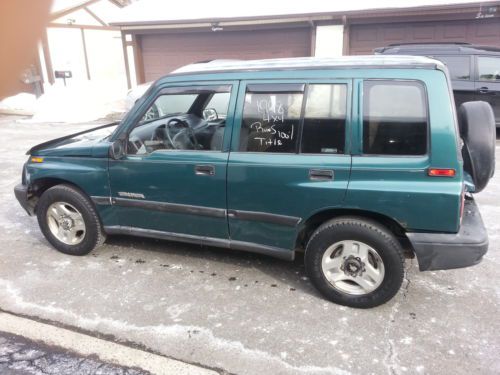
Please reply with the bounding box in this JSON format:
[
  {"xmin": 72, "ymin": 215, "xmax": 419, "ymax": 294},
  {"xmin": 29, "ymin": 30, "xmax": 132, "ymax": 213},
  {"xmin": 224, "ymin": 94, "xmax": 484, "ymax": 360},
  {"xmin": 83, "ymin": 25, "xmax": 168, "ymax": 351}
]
[{"xmin": 112, "ymin": 1, "xmax": 500, "ymax": 31}]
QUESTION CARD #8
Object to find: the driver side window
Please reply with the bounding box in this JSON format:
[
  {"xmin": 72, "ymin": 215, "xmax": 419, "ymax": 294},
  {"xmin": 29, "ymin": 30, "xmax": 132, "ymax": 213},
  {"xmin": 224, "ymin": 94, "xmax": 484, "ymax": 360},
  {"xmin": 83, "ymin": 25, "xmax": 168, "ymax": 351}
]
[{"xmin": 127, "ymin": 85, "xmax": 232, "ymax": 155}]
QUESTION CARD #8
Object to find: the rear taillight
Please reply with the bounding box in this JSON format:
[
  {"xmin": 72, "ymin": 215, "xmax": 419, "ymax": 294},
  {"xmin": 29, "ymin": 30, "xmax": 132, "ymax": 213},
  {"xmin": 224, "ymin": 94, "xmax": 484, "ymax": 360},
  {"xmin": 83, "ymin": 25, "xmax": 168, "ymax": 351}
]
[{"xmin": 428, "ymin": 168, "xmax": 456, "ymax": 177}]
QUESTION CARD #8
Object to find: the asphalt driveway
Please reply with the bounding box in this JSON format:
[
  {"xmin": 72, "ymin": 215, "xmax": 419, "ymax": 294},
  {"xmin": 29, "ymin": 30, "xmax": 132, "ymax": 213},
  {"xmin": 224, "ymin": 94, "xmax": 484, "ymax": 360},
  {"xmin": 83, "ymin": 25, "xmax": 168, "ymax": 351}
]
[{"xmin": 0, "ymin": 115, "xmax": 499, "ymax": 375}]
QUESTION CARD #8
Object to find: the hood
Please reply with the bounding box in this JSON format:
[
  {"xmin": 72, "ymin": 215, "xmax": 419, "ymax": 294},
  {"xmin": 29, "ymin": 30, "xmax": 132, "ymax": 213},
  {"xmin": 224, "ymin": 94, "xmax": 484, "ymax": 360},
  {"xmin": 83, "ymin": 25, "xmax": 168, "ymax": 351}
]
[{"xmin": 28, "ymin": 122, "xmax": 119, "ymax": 157}]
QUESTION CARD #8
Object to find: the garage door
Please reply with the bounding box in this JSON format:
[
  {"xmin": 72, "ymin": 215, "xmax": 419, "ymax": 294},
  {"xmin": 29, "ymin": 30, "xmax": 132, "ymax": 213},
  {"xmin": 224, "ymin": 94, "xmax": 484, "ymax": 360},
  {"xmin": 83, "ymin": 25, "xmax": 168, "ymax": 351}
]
[
  {"xmin": 140, "ymin": 27, "xmax": 311, "ymax": 81},
  {"xmin": 349, "ymin": 19, "xmax": 500, "ymax": 55}
]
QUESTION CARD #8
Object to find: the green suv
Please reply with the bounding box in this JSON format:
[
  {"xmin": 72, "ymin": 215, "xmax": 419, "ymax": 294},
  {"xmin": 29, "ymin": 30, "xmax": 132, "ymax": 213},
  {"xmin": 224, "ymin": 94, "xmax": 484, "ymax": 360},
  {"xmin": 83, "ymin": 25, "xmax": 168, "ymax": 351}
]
[{"xmin": 14, "ymin": 56, "xmax": 495, "ymax": 308}]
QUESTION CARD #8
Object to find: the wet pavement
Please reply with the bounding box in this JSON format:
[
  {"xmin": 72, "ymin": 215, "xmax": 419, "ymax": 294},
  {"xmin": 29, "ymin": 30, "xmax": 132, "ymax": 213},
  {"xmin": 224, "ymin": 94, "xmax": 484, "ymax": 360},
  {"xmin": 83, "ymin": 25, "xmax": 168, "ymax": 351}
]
[
  {"xmin": 0, "ymin": 115, "xmax": 499, "ymax": 375},
  {"xmin": 0, "ymin": 331, "xmax": 148, "ymax": 375}
]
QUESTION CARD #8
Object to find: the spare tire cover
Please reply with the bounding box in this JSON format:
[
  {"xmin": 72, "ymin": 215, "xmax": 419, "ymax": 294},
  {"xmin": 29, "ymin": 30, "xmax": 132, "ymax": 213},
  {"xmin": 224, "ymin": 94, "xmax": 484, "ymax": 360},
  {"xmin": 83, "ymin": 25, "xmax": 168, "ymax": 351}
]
[{"xmin": 458, "ymin": 101, "xmax": 495, "ymax": 193}]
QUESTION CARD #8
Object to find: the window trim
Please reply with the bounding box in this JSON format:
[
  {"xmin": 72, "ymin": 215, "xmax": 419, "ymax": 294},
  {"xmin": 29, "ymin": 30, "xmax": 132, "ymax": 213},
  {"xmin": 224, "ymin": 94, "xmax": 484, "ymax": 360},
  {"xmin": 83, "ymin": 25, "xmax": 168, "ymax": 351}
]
[{"xmin": 360, "ymin": 79, "xmax": 430, "ymax": 157}]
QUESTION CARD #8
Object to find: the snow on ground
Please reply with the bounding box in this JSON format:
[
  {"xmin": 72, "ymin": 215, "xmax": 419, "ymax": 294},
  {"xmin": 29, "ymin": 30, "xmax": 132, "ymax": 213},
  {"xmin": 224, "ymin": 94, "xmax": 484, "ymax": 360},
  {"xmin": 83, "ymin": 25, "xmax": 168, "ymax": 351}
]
[
  {"xmin": 0, "ymin": 93, "xmax": 38, "ymax": 115},
  {"xmin": 0, "ymin": 81, "xmax": 129, "ymax": 123}
]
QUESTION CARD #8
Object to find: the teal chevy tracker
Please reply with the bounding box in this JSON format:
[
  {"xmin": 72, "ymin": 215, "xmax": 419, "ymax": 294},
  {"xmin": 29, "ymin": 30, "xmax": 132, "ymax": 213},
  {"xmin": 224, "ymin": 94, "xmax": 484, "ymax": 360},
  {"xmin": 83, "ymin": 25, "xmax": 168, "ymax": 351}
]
[{"xmin": 14, "ymin": 56, "xmax": 495, "ymax": 308}]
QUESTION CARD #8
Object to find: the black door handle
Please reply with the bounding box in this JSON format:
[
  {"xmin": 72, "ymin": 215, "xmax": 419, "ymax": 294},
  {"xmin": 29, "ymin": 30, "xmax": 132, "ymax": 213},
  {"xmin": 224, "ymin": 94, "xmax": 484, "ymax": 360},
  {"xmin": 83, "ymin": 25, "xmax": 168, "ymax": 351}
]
[
  {"xmin": 309, "ymin": 169, "xmax": 334, "ymax": 181},
  {"xmin": 195, "ymin": 164, "xmax": 215, "ymax": 176},
  {"xmin": 477, "ymin": 87, "xmax": 491, "ymax": 94}
]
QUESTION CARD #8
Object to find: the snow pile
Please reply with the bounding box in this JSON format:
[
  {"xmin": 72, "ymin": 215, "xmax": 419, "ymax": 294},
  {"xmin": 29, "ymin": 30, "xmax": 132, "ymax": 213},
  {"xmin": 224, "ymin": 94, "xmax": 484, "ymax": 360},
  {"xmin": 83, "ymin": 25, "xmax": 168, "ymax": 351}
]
[
  {"xmin": 0, "ymin": 93, "xmax": 37, "ymax": 115},
  {"xmin": 1, "ymin": 82, "xmax": 129, "ymax": 123},
  {"xmin": 30, "ymin": 82, "xmax": 127, "ymax": 123}
]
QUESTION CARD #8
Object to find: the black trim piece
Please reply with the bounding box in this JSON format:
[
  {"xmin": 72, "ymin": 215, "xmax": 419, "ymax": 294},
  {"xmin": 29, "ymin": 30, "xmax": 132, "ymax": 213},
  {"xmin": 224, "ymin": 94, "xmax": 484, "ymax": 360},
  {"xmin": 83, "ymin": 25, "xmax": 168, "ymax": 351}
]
[
  {"xmin": 92, "ymin": 197, "xmax": 302, "ymax": 227},
  {"xmin": 230, "ymin": 240, "xmax": 294, "ymax": 261},
  {"xmin": 105, "ymin": 225, "xmax": 228, "ymax": 248},
  {"xmin": 227, "ymin": 209, "xmax": 301, "ymax": 227},
  {"xmin": 14, "ymin": 183, "xmax": 35, "ymax": 216},
  {"xmin": 114, "ymin": 197, "xmax": 226, "ymax": 218},
  {"xmin": 159, "ymin": 85, "xmax": 232, "ymax": 95},
  {"xmin": 91, "ymin": 196, "xmax": 112, "ymax": 205},
  {"xmin": 407, "ymin": 198, "xmax": 488, "ymax": 271},
  {"xmin": 103, "ymin": 226, "xmax": 294, "ymax": 261}
]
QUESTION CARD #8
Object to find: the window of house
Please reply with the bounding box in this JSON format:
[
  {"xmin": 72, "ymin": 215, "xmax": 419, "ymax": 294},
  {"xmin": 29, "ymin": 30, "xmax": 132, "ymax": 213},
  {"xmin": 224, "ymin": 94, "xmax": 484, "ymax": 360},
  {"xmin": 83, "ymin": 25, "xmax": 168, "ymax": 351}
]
[{"xmin": 363, "ymin": 81, "xmax": 428, "ymax": 155}]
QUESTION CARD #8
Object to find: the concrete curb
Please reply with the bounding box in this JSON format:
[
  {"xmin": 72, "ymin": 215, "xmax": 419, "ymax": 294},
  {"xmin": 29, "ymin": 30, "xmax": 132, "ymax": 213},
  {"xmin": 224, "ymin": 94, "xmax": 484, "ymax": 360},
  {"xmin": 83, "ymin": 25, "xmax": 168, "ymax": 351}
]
[{"xmin": 0, "ymin": 311, "xmax": 218, "ymax": 375}]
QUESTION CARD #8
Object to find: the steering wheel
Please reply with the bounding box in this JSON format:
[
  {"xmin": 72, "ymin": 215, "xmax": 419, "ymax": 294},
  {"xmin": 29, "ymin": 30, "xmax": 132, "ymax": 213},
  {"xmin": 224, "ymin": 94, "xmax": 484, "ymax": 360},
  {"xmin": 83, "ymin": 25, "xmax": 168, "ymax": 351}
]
[{"xmin": 165, "ymin": 118, "xmax": 199, "ymax": 150}]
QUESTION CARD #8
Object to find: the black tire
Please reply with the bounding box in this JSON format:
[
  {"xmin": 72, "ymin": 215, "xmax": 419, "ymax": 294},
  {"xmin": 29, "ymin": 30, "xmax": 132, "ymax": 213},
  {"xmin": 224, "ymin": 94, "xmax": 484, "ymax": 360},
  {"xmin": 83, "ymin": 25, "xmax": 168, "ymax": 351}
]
[
  {"xmin": 305, "ymin": 217, "xmax": 405, "ymax": 308},
  {"xmin": 458, "ymin": 101, "xmax": 495, "ymax": 193},
  {"xmin": 36, "ymin": 184, "xmax": 106, "ymax": 256}
]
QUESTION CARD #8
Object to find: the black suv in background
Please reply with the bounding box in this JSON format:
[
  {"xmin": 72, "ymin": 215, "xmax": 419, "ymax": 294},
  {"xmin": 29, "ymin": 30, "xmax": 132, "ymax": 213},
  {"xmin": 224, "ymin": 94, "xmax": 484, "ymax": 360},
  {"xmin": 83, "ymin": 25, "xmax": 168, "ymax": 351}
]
[{"xmin": 375, "ymin": 43, "xmax": 500, "ymax": 128}]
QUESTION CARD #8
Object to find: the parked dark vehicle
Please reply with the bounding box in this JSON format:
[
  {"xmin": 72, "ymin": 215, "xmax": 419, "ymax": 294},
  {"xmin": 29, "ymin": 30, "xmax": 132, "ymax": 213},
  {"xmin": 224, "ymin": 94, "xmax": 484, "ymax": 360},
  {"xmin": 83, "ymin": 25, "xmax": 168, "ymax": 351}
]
[
  {"xmin": 375, "ymin": 43, "xmax": 500, "ymax": 128},
  {"xmin": 14, "ymin": 56, "xmax": 495, "ymax": 308}
]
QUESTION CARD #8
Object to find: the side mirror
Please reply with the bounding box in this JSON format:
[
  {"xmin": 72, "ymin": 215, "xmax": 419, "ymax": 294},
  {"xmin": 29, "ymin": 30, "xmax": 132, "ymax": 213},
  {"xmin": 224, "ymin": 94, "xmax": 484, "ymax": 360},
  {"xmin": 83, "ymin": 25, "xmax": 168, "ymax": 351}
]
[
  {"xmin": 109, "ymin": 139, "xmax": 125, "ymax": 160},
  {"xmin": 203, "ymin": 108, "xmax": 218, "ymax": 121}
]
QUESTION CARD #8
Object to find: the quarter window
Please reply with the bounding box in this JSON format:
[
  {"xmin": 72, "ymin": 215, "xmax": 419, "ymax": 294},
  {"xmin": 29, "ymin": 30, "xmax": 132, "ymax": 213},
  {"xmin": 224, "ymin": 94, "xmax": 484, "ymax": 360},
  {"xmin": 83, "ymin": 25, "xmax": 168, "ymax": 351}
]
[
  {"xmin": 477, "ymin": 57, "xmax": 500, "ymax": 81},
  {"xmin": 363, "ymin": 81, "xmax": 428, "ymax": 155}
]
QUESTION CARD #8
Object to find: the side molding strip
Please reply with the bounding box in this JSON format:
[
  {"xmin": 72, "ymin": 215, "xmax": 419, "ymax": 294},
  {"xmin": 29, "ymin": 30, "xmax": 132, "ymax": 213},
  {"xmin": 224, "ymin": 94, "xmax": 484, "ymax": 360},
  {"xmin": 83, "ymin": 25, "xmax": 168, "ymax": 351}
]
[
  {"xmin": 91, "ymin": 197, "xmax": 301, "ymax": 227},
  {"xmin": 228, "ymin": 209, "xmax": 301, "ymax": 227},
  {"xmin": 104, "ymin": 226, "xmax": 294, "ymax": 261},
  {"xmin": 91, "ymin": 196, "xmax": 112, "ymax": 205},
  {"xmin": 109, "ymin": 197, "xmax": 226, "ymax": 219}
]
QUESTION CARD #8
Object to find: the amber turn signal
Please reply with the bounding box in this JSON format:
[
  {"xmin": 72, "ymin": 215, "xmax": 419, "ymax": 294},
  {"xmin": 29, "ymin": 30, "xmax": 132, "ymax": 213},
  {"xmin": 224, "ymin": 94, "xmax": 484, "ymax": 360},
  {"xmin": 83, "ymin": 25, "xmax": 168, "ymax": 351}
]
[
  {"xmin": 428, "ymin": 168, "xmax": 456, "ymax": 177},
  {"xmin": 30, "ymin": 156, "xmax": 44, "ymax": 163}
]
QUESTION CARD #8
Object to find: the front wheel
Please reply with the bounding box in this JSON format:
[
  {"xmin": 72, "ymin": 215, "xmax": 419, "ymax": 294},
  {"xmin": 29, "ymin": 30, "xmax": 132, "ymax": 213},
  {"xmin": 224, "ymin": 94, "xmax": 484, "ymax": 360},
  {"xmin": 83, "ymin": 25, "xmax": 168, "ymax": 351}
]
[
  {"xmin": 305, "ymin": 217, "xmax": 405, "ymax": 308},
  {"xmin": 37, "ymin": 184, "xmax": 106, "ymax": 256}
]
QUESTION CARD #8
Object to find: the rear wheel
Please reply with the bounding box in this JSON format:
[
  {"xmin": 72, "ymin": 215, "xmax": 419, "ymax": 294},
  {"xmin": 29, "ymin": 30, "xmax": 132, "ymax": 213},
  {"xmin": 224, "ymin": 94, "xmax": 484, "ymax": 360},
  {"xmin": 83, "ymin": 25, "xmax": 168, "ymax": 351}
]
[
  {"xmin": 37, "ymin": 184, "xmax": 106, "ymax": 256},
  {"xmin": 305, "ymin": 217, "xmax": 405, "ymax": 308}
]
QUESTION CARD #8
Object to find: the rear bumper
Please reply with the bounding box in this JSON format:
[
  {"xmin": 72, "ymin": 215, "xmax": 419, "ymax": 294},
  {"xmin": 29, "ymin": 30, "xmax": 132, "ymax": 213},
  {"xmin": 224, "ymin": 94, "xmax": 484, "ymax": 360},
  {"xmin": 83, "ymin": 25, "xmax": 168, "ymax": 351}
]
[
  {"xmin": 407, "ymin": 198, "xmax": 488, "ymax": 271},
  {"xmin": 14, "ymin": 183, "xmax": 35, "ymax": 216}
]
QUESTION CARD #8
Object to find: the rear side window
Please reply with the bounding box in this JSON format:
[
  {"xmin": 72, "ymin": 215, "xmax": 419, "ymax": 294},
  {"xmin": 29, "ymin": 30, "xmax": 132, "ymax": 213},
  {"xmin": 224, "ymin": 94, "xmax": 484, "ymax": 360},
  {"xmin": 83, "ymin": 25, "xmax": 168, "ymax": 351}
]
[
  {"xmin": 301, "ymin": 84, "xmax": 347, "ymax": 154},
  {"xmin": 363, "ymin": 81, "xmax": 428, "ymax": 155},
  {"xmin": 434, "ymin": 55, "xmax": 470, "ymax": 80},
  {"xmin": 239, "ymin": 83, "xmax": 348, "ymax": 154}
]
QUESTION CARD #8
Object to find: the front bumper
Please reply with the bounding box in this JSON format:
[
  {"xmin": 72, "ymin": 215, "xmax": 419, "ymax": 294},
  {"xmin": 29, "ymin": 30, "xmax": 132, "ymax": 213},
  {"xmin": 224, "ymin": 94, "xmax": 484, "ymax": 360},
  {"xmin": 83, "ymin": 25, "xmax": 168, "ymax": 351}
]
[
  {"xmin": 14, "ymin": 183, "xmax": 35, "ymax": 216},
  {"xmin": 407, "ymin": 198, "xmax": 488, "ymax": 271}
]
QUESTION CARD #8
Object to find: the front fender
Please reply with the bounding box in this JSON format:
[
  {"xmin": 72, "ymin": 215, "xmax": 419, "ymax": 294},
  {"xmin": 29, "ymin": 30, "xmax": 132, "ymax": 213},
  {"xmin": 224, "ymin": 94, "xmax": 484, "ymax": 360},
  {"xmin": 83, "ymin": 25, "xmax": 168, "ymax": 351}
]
[
  {"xmin": 22, "ymin": 156, "xmax": 116, "ymax": 225},
  {"xmin": 27, "ymin": 157, "xmax": 110, "ymax": 198}
]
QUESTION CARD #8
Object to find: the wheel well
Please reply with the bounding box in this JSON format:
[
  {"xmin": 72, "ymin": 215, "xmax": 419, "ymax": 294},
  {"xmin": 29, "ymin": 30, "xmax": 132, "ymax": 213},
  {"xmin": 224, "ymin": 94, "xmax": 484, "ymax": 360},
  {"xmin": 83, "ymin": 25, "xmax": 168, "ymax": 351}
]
[
  {"xmin": 28, "ymin": 178, "xmax": 81, "ymax": 212},
  {"xmin": 295, "ymin": 209, "xmax": 414, "ymax": 256}
]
